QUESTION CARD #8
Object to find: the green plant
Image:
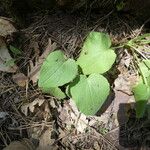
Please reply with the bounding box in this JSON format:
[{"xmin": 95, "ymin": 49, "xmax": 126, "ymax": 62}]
[
  {"xmin": 38, "ymin": 32, "xmax": 116, "ymax": 115},
  {"xmin": 132, "ymin": 59, "xmax": 150, "ymax": 118},
  {"xmin": 9, "ymin": 45, "xmax": 21, "ymax": 55},
  {"xmin": 115, "ymin": 0, "xmax": 126, "ymax": 11},
  {"xmin": 125, "ymin": 34, "xmax": 150, "ymax": 118}
]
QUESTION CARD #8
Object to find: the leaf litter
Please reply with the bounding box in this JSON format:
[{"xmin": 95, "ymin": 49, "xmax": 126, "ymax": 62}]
[
  {"xmin": 12, "ymin": 73, "xmax": 28, "ymax": 87},
  {"xmin": 0, "ymin": 37, "xmax": 18, "ymax": 73},
  {"xmin": 21, "ymin": 98, "xmax": 45, "ymax": 116},
  {"xmin": 0, "ymin": 8, "xmax": 150, "ymax": 150},
  {"xmin": 0, "ymin": 17, "xmax": 17, "ymax": 37}
]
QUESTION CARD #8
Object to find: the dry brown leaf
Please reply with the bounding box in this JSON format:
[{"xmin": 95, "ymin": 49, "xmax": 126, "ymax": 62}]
[
  {"xmin": 3, "ymin": 138, "xmax": 34, "ymax": 150},
  {"xmin": 0, "ymin": 37, "xmax": 18, "ymax": 73},
  {"xmin": 59, "ymin": 99, "xmax": 88, "ymax": 133},
  {"xmin": 114, "ymin": 74, "xmax": 133, "ymax": 95},
  {"xmin": 0, "ymin": 17, "xmax": 16, "ymax": 37},
  {"xmin": 58, "ymin": 128, "xmax": 66, "ymax": 140},
  {"xmin": 12, "ymin": 73, "xmax": 28, "ymax": 87},
  {"xmin": 29, "ymin": 125, "xmax": 44, "ymax": 140},
  {"xmin": 93, "ymin": 141, "xmax": 100, "ymax": 150},
  {"xmin": 28, "ymin": 38, "xmax": 57, "ymax": 84},
  {"xmin": 36, "ymin": 128, "xmax": 57, "ymax": 150},
  {"xmin": 115, "ymin": 61, "xmax": 138, "ymax": 95},
  {"xmin": 21, "ymin": 98, "xmax": 45, "ymax": 116}
]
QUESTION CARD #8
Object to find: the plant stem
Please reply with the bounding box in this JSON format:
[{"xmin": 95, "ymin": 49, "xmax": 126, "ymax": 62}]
[
  {"xmin": 128, "ymin": 45, "xmax": 148, "ymax": 59},
  {"xmin": 133, "ymin": 51, "xmax": 148, "ymax": 86}
]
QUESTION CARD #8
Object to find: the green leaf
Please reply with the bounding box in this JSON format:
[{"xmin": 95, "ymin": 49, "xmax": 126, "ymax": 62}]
[
  {"xmin": 135, "ymin": 100, "xmax": 148, "ymax": 119},
  {"xmin": 42, "ymin": 87, "xmax": 66, "ymax": 99},
  {"xmin": 139, "ymin": 59, "xmax": 150, "ymax": 78},
  {"xmin": 9, "ymin": 45, "xmax": 21, "ymax": 55},
  {"xmin": 132, "ymin": 83, "xmax": 150, "ymax": 118},
  {"xmin": 116, "ymin": 1, "xmax": 125, "ymax": 11},
  {"xmin": 128, "ymin": 33, "xmax": 150, "ymax": 45},
  {"xmin": 147, "ymin": 75, "xmax": 150, "ymax": 86},
  {"xmin": 77, "ymin": 32, "xmax": 116, "ymax": 75},
  {"xmin": 144, "ymin": 60, "xmax": 150, "ymax": 68},
  {"xmin": 65, "ymin": 85, "xmax": 71, "ymax": 97},
  {"xmin": 38, "ymin": 50, "xmax": 78, "ymax": 88},
  {"xmin": 69, "ymin": 74, "xmax": 110, "ymax": 115},
  {"xmin": 133, "ymin": 83, "xmax": 150, "ymax": 102}
]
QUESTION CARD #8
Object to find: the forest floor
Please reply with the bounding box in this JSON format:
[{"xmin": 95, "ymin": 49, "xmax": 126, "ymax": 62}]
[{"xmin": 0, "ymin": 9, "xmax": 150, "ymax": 150}]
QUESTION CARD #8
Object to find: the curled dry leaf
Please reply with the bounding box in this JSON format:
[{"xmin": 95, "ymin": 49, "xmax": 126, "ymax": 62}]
[
  {"xmin": 12, "ymin": 73, "xmax": 28, "ymax": 87},
  {"xmin": 0, "ymin": 17, "xmax": 17, "ymax": 37},
  {"xmin": 21, "ymin": 98, "xmax": 45, "ymax": 116},
  {"xmin": 0, "ymin": 37, "xmax": 18, "ymax": 73},
  {"xmin": 28, "ymin": 38, "xmax": 57, "ymax": 84}
]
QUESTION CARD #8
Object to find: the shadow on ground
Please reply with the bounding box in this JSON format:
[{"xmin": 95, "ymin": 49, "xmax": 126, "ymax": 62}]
[{"xmin": 118, "ymin": 103, "xmax": 150, "ymax": 149}]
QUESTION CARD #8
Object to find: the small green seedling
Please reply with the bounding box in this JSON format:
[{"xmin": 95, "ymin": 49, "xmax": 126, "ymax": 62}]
[
  {"xmin": 132, "ymin": 60, "xmax": 150, "ymax": 118},
  {"xmin": 38, "ymin": 32, "xmax": 116, "ymax": 115},
  {"xmin": 125, "ymin": 34, "xmax": 150, "ymax": 118}
]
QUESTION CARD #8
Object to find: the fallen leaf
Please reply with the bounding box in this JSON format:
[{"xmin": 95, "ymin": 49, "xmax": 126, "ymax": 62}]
[
  {"xmin": 0, "ymin": 112, "xmax": 9, "ymax": 123},
  {"xmin": 21, "ymin": 98, "xmax": 45, "ymax": 116},
  {"xmin": 0, "ymin": 37, "xmax": 18, "ymax": 73},
  {"xmin": 115, "ymin": 61, "xmax": 138, "ymax": 95},
  {"xmin": 0, "ymin": 17, "xmax": 16, "ymax": 37},
  {"xmin": 28, "ymin": 38, "xmax": 57, "ymax": 84},
  {"xmin": 12, "ymin": 73, "xmax": 28, "ymax": 87},
  {"xmin": 94, "ymin": 141, "xmax": 100, "ymax": 150},
  {"xmin": 59, "ymin": 99, "xmax": 88, "ymax": 133},
  {"xmin": 115, "ymin": 75, "xmax": 129, "ymax": 94},
  {"xmin": 36, "ymin": 128, "xmax": 58, "ymax": 150},
  {"xmin": 3, "ymin": 138, "xmax": 34, "ymax": 150}
]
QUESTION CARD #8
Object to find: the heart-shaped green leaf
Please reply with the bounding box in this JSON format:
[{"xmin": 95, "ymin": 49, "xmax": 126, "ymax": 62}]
[
  {"xmin": 132, "ymin": 83, "xmax": 150, "ymax": 118},
  {"xmin": 69, "ymin": 74, "xmax": 110, "ymax": 115},
  {"xmin": 77, "ymin": 32, "xmax": 116, "ymax": 75},
  {"xmin": 42, "ymin": 87, "xmax": 66, "ymax": 99},
  {"xmin": 38, "ymin": 50, "xmax": 78, "ymax": 88}
]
